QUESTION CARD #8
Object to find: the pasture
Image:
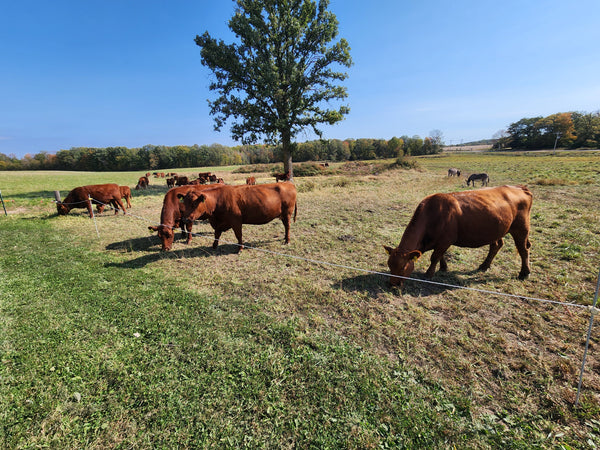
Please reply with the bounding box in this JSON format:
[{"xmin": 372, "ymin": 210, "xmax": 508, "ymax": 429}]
[{"xmin": 1, "ymin": 152, "xmax": 600, "ymax": 448}]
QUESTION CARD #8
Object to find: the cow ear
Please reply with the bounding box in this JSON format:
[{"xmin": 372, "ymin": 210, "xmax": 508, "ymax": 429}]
[
  {"xmin": 383, "ymin": 245, "xmax": 394, "ymax": 255},
  {"xmin": 198, "ymin": 194, "xmax": 206, "ymax": 203},
  {"xmin": 177, "ymin": 193, "xmax": 184, "ymax": 199},
  {"xmin": 148, "ymin": 226, "xmax": 158, "ymax": 233},
  {"xmin": 408, "ymin": 250, "xmax": 422, "ymax": 261}
]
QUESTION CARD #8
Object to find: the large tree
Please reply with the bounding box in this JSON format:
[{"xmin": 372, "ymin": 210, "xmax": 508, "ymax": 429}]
[{"xmin": 195, "ymin": 0, "xmax": 352, "ymax": 178}]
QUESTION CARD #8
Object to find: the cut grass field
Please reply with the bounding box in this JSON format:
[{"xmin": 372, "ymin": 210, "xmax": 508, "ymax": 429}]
[{"xmin": 1, "ymin": 151, "xmax": 600, "ymax": 448}]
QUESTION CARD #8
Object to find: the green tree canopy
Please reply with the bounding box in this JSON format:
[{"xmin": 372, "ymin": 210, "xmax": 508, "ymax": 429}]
[{"xmin": 194, "ymin": 0, "xmax": 352, "ymax": 178}]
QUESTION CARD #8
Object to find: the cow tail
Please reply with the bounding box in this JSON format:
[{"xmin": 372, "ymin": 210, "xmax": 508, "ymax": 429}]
[{"xmin": 293, "ymin": 202, "xmax": 297, "ymax": 223}]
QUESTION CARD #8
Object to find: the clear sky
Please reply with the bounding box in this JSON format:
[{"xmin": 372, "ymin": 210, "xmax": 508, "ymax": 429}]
[{"xmin": 2, "ymin": 0, "xmax": 599, "ymax": 158}]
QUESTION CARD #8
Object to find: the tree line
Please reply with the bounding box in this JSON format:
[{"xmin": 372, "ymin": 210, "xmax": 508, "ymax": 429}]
[
  {"xmin": 494, "ymin": 111, "xmax": 600, "ymax": 150},
  {"xmin": 0, "ymin": 135, "xmax": 443, "ymax": 171}
]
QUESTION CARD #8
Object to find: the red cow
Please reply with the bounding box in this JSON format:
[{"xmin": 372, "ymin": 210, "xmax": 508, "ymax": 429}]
[
  {"xmin": 166, "ymin": 177, "xmax": 175, "ymax": 188},
  {"xmin": 57, "ymin": 183, "xmax": 127, "ymax": 217},
  {"xmin": 246, "ymin": 176, "xmax": 256, "ymax": 185},
  {"xmin": 135, "ymin": 176, "xmax": 149, "ymax": 190},
  {"xmin": 148, "ymin": 184, "xmax": 221, "ymax": 251},
  {"xmin": 179, "ymin": 183, "xmax": 297, "ymax": 251},
  {"xmin": 97, "ymin": 185, "xmax": 132, "ymax": 213},
  {"xmin": 274, "ymin": 171, "xmax": 290, "ymax": 182},
  {"xmin": 384, "ymin": 185, "xmax": 532, "ymax": 287},
  {"xmin": 198, "ymin": 172, "xmax": 212, "ymax": 179}
]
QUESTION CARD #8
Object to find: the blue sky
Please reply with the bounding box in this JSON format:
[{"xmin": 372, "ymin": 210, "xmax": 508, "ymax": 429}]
[{"xmin": 2, "ymin": 0, "xmax": 599, "ymax": 158}]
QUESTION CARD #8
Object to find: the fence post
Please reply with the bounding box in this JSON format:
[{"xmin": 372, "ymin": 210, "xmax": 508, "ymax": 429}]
[
  {"xmin": 575, "ymin": 268, "xmax": 600, "ymax": 406},
  {"xmin": 0, "ymin": 190, "xmax": 7, "ymax": 216},
  {"xmin": 54, "ymin": 191, "xmax": 61, "ymax": 203}
]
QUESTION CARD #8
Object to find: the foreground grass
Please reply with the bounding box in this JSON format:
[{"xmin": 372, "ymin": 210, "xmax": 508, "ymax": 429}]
[{"xmin": 2, "ymin": 151, "xmax": 600, "ymax": 448}]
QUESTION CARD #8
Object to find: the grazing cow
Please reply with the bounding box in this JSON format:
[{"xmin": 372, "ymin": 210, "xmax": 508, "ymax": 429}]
[
  {"xmin": 97, "ymin": 185, "xmax": 132, "ymax": 213},
  {"xmin": 384, "ymin": 185, "xmax": 532, "ymax": 287},
  {"xmin": 447, "ymin": 168, "xmax": 461, "ymax": 177},
  {"xmin": 148, "ymin": 184, "xmax": 221, "ymax": 251},
  {"xmin": 274, "ymin": 170, "xmax": 291, "ymax": 182},
  {"xmin": 175, "ymin": 176, "xmax": 189, "ymax": 186},
  {"xmin": 166, "ymin": 177, "xmax": 176, "ymax": 188},
  {"xmin": 467, "ymin": 173, "xmax": 489, "ymax": 186},
  {"xmin": 57, "ymin": 183, "xmax": 127, "ymax": 217},
  {"xmin": 179, "ymin": 183, "xmax": 297, "ymax": 251},
  {"xmin": 135, "ymin": 176, "xmax": 149, "ymax": 190},
  {"xmin": 246, "ymin": 176, "xmax": 256, "ymax": 185},
  {"xmin": 208, "ymin": 174, "xmax": 218, "ymax": 183},
  {"xmin": 198, "ymin": 172, "xmax": 212, "ymax": 179}
]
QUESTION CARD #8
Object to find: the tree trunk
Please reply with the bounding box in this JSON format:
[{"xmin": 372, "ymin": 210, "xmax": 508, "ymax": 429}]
[{"xmin": 281, "ymin": 129, "xmax": 294, "ymax": 180}]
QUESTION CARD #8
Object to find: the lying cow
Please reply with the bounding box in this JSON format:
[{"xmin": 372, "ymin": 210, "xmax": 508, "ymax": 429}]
[
  {"xmin": 135, "ymin": 176, "xmax": 149, "ymax": 190},
  {"xmin": 97, "ymin": 185, "xmax": 132, "ymax": 213},
  {"xmin": 384, "ymin": 185, "xmax": 532, "ymax": 287},
  {"xmin": 148, "ymin": 184, "xmax": 220, "ymax": 251},
  {"xmin": 57, "ymin": 183, "xmax": 127, "ymax": 217},
  {"xmin": 179, "ymin": 182, "xmax": 297, "ymax": 251},
  {"xmin": 274, "ymin": 171, "xmax": 291, "ymax": 182},
  {"xmin": 246, "ymin": 176, "xmax": 256, "ymax": 185}
]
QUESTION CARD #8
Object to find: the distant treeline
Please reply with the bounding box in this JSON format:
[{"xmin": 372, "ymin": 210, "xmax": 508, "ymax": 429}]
[
  {"xmin": 495, "ymin": 111, "xmax": 600, "ymax": 150},
  {"xmin": 0, "ymin": 136, "xmax": 443, "ymax": 171}
]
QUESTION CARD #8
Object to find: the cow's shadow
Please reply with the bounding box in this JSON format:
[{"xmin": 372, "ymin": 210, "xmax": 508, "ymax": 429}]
[{"xmin": 338, "ymin": 269, "xmax": 505, "ymax": 298}]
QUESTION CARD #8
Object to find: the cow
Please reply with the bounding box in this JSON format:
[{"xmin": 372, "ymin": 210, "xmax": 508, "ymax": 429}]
[
  {"xmin": 148, "ymin": 184, "xmax": 221, "ymax": 251},
  {"xmin": 179, "ymin": 182, "xmax": 297, "ymax": 251},
  {"xmin": 135, "ymin": 176, "xmax": 149, "ymax": 190},
  {"xmin": 447, "ymin": 168, "xmax": 461, "ymax": 177},
  {"xmin": 208, "ymin": 174, "xmax": 218, "ymax": 183},
  {"xmin": 198, "ymin": 172, "xmax": 212, "ymax": 179},
  {"xmin": 384, "ymin": 185, "xmax": 532, "ymax": 288},
  {"xmin": 175, "ymin": 176, "xmax": 189, "ymax": 186},
  {"xmin": 274, "ymin": 170, "xmax": 291, "ymax": 182},
  {"xmin": 96, "ymin": 185, "xmax": 132, "ymax": 213},
  {"xmin": 246, "ymin": 176, "xmax": 256, "ymax": 185},
  {"xmin": 467, "ymin": 173, "xmax": 489, "ymax": 186},
  {"xmin": 166, "ymin": 177, "xmax": 176, "ymax": 188},
  {"xmin": 57, "ymin": 183, "xmax": 127, "ymax": 217}
]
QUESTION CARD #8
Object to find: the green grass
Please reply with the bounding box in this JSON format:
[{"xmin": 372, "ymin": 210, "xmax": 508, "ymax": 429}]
[{"xmin": 1, "ymin": 151, "xmax": 600, "ymax": 448}]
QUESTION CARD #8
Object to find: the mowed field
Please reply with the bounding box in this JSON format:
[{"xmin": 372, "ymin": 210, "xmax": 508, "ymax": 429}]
[{"xmin": 1, "ymin": 151, "xmax": 600, "ymax": 448}]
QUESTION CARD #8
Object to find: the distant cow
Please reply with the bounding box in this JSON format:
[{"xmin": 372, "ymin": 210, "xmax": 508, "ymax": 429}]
[
  {"xmin": 135, "ymin": 176, "xmax": 149, "ymax": 190},
  {"xmin": 208, "ymin": 174, "xmax": 218, "ymax": 183},
  {"xmin": 246, "ymin": 176, "xmax": 256, "ymax": 185},
  {"xmin": 467, "ymin": 173, "xmax": 489, "ymax": 186},
  {"xmin": 148, "ymin": 184, "xmax": 222, "ymax": 251},
  {"xmin": 166, "ymin": 177, "xmax": 176, "ymax": 188},
  {"xmin": 179, "ymin": 183, "xmax": 297, "ymax": 251},
  {"xmin": 384, "ymin": 185, "xmax": 532, "ymax": 287},
  {"xmin": 274, "ymin": 170, "xmax": 291, "ymax": 182},
  {"xmin": 447, "ymin": 168, "xmax": 461, "ymax": 177},
  {"xmin": 97, "ymin": 185, "xmax": 132, "ymax": 213},
  {"xmin": 57, "ymin": 183, "xmax": 127, "ymax": 217},
  {"xmin": 175, "ymin": 176, "xmax": 189, "ymax": 186}
]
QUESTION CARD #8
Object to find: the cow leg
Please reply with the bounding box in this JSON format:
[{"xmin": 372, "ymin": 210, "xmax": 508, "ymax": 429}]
[
  {"xmin": 126, "ymin": 197, "xmax": 132, "ymax": 208},
  {"xmin": 184, "ymin": 223, "xmax": 193, "ymax": 245},
  {"xmin": 115, "ymin": 198, "xmax": 126, "ymax": 215},
  {"xmin": 232, "ymin": 223, "xmax": 244, "ymax": 251},
  {"xmin": 213, "ymin": 230, "xmax": 222, "ymax": 249},
  {"xmin": 439, "ymin": 252, "xmax": 448, "ymax": 272},
  {"xmin": 511, "ymin": 232, "xmax": 531, "ymax": 280},
  {"xmin": 425, "ymin": 247, "xmax": 449, "ymax": 278},
  {"xmin": 478, "ymin": 238, "xmax": 504, "ymax": 272},
  {"xmin": 282, "ymin": 216, "xmax": 291, "ymax": 244}
]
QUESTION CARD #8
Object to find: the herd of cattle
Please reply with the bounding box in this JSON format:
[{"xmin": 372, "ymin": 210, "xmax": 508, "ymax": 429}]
[{"xmin": 55, "ymin": 167, "xmax": 532, "ymax": 287}]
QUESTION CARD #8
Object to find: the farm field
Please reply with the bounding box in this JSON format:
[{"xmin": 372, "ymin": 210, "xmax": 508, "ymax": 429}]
[{"xmin": 1, "ymin": 151, "xmax": 600, "ymax": 448}]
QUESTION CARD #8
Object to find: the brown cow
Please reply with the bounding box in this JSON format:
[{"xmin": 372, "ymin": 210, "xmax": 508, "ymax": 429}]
[
  {"xmin": 135, "ymin": 176, "xmax": 149, "ymax": 190},
  {"xmin": 384, "ymin": 185, "xmax": 532, "ymax": 287},
  {"xmin": 97, "ymin": 185, "xmax": 132, "ymax": 213},
  {"xmin": 246, "ymin": 176, "xmax": 256, "ymax": 185},
  {"xmin": 179, "ymin": 183, "xmax": 297, "ymax": 251},
  {"xmin": 274, "ymin": 171, "xmax": 290, "ymax": 182},
  {"xmin": 175, "ymin": 176, "xmax": 189, "ymax": 186},
  {"xmin": 57, "ymin": 183, "xmax": 127, "ymax": 217},
  {"xmin": 166, "ymin": 177, "xmax": 176, "ymax": 188},
  {"xmin": 198, "ymin": 172, "xmax": 212, "ymax": 179},
  {"xmin": 148, "ymin": 184, "xmax": 221, "ymax": 251}
]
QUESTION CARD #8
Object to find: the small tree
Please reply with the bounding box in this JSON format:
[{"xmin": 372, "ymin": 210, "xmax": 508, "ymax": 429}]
[{"xmin": 195, "ymin": 0, "xmax": 352, "ymax": 179}]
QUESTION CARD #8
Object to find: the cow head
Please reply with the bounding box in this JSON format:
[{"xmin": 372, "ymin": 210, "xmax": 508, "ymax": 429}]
[
  {"xmin": 148, "ymin": 225, "xmax": 175, "ymax": 251},
  {"xmin": 383, "ymin": 246, "xmax": 421, "ymax": 287},
  {"xmin": 56, "ymin": 202, "xmax": 70, "ymax": 215},
  {"xmin": 178, "ymin": 192, "xmax": 209, "ymax": 223}
]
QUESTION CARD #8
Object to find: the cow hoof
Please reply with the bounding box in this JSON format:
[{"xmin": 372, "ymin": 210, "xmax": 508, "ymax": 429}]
[
  {"xmin": 518, "ymin": 270, "xmax": 530, "ymax": 280},
  {"xmin": 477, "ymin": 264, "xmax": 489, "ymax": 272}
]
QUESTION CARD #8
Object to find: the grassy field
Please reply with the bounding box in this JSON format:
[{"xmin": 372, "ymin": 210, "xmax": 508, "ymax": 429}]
[{"xmin": 1, "ymin": 152, "xmax": 600, "ymax": 448}]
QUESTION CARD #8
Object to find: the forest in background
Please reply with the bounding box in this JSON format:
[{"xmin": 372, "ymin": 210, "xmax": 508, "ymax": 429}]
[{"xmin": 1, "ymin": 110, "xmax": 598, "ymax": 171}]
